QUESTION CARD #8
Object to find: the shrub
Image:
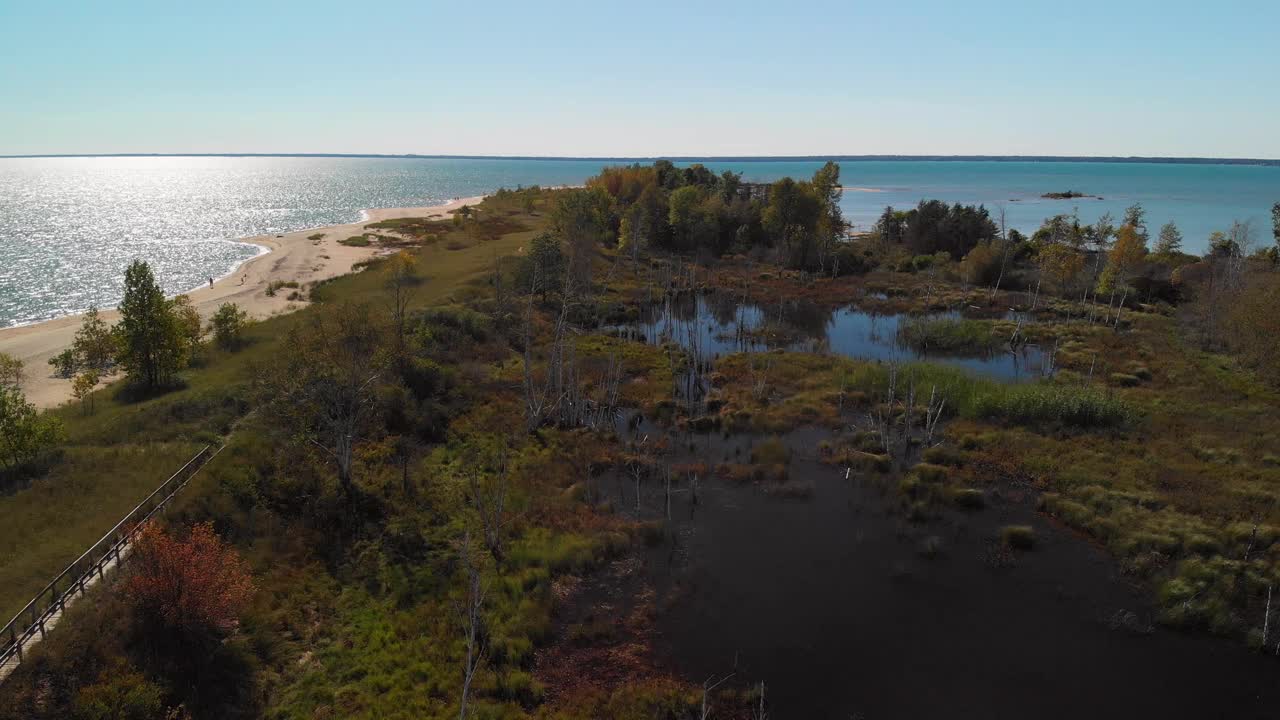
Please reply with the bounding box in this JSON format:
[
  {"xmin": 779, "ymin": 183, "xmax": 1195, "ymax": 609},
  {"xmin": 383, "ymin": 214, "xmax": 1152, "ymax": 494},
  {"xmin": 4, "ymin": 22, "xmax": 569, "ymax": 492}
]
[
  {"xmin": 210, "ymin": 302, "xmax": 249, "ymax": 350},
  {"xmin": 0, "ymin": 352, "xmax": 22, "ymax": 389},
  {"xmin": 126, "ymin": 522, "xmax": 254, "ymax": 638},
  {"xmin": 339, "ymin": 235, "xmax": 372, "ymax": 247},
  {"xmin": 1110, "ymin": 372, "xmax": 1141, "ymax": 387},
  {"xmin": 49, "ymin": 347, "xmax": 78, "ymax": 378},
  {"xmin": 1000, "ymin": 525, "xmax": 1036, "ymax": 549},
  {"xmin": 911, "ymin": 463, "xmax": 949, "ymax": 483},
  {"xmin": 0, "ymin": 384, "xmax": 64, "ymax": 472},
  {"xmin": 73, "ymin": 306, "xmax": 117, "ymax": 371},
  {"xmin": 922, "ymin": 445, "xmax": 964, "ymax": 467},
  {"xmin": 74, "ymin": 662, "xmax": 166, "ymax": 720}
]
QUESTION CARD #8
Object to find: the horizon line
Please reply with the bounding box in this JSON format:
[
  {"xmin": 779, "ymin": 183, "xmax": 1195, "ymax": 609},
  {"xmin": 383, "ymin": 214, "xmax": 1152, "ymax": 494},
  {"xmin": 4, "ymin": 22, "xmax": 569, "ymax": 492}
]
[{"xmin": 2, "ymin": 152, "xmax": 1279, "ymax": 166}]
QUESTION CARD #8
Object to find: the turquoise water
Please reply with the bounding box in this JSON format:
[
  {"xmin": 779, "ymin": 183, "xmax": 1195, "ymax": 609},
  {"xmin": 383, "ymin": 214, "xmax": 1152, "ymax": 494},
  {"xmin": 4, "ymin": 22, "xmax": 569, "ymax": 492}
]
[{"xmin": 2, "ymin": 156, "xmax": 1277, "ymax": 327}]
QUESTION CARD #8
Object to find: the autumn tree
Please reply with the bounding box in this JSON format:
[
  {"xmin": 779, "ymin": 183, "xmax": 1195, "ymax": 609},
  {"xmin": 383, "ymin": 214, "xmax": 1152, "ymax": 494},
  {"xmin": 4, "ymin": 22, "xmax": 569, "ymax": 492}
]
[
  {"xmin": 126, "ymin": 522, "xmax": 254, "ymax": 639},
  {"xmin": 115, "ymin": 261, "xmax": 188, "ymax": 388},
  {"xmin": 1097, "ymin": 224, "xmax": 1148, "ymax": 294},
  {"xmin": 1036, "ymin": 243, "xmax": 1085, "ymax": 295},
  {"xmin": 384, "ymin": 253, "xmax": 418, "ymax": 361}
]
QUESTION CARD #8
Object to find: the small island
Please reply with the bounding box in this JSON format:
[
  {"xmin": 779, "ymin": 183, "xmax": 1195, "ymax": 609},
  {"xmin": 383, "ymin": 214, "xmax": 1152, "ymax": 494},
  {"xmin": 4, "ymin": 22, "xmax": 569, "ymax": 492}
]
[{"xmin": 1041, "ymin": 190, "xmax": 1100, "ymax": 199}]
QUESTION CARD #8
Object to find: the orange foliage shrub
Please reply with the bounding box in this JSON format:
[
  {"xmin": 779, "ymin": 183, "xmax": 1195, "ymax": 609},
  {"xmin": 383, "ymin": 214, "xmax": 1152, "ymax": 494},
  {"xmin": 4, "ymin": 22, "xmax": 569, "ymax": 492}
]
[{"xmin": 125, "ymin": 522, "xmax": 254, "ymax": 636}]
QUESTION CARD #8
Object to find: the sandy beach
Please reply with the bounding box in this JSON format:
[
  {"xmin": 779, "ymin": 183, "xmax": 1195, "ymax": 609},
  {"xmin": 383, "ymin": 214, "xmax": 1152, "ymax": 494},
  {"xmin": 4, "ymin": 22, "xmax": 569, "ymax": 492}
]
[{"xmin": 0, "ymin": 196, "xmax": 485, "ymax": 409}]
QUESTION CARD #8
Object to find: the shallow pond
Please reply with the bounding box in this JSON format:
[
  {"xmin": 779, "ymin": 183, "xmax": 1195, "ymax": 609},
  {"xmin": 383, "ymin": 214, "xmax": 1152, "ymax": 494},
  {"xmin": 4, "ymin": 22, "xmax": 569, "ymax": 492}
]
[
  {"xmin": 615, "ymin": 293, "xmax": 1048, "ymax": 382},
  {"xmin": 603, "ymin": 423, "xmax": 1278, "ymax": 718}
]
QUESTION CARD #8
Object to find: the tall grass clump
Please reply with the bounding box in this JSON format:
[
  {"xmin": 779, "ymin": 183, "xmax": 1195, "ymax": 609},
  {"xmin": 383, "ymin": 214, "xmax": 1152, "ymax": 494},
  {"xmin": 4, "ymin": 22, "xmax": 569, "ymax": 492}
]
[
  {"xmin": 969, "ymin": 383, "xmax": 1133, "ymax": 428},
  {"xmin": 844, "ymin": 361, "xmax": 1132, "ymax": 429},
  {"xmin": 897, "ymin": 317, "xmax": 998, "ymax": 353}
]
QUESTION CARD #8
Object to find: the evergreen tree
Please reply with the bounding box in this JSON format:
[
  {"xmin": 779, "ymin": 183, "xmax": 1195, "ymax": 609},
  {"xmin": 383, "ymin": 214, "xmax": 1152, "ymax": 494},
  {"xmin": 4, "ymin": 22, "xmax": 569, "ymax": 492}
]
[
  {"xmin": 1155, "ymin": 221, "xmax": 1183, "ymax": 255},
  {"xmin": 115, "ymin": 260, "xmax": 187, "ymax": 389}
]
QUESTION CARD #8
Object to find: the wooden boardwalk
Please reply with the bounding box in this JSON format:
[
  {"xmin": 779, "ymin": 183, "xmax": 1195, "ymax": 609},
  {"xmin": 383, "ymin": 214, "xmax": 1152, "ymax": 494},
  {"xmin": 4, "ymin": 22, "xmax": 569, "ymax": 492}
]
[{"xmin": 0, "ymin": 445, "xmax": 221, "ymax": 685}]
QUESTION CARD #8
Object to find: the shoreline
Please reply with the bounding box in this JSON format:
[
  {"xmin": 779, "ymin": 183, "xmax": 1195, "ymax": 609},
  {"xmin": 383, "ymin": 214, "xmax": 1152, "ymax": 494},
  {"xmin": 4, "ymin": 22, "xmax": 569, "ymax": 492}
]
[{"xmin": 0, "ymin": 195, "xmax": 486, "ymax": 409}]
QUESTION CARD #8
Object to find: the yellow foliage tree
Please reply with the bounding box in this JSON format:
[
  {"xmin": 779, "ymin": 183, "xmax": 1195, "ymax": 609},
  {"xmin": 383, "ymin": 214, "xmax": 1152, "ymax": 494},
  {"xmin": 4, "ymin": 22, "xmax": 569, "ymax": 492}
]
[
  {"xmin": 1036, "ymin": 243, "xmax": 1085, "ymax": 295},
  {"xmin": 1097, "ymin": 224, "xmax": 1148, "ymax": 294}
]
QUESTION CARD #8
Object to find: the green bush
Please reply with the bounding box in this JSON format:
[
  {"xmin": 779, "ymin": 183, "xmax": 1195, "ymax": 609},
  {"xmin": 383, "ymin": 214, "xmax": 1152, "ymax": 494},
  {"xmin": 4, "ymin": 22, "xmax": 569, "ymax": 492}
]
[{"xmin": 48, "ymin": 348, "xmax": 78, "ymax": 378}]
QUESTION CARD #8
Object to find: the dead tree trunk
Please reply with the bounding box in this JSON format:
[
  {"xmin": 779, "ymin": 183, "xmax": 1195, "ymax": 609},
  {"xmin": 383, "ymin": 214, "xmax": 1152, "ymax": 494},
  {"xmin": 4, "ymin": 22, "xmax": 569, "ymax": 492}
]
[{"xmin": 454, "ymin": 532, "xmax": 487, "ymax": 720}]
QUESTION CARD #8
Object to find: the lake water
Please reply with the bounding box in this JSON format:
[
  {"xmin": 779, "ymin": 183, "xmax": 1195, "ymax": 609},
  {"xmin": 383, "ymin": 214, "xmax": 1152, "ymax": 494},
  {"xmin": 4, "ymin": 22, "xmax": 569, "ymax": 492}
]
[{"xmin": 3, "ymin": 156, "xmax": 1277, "ymax": 327}]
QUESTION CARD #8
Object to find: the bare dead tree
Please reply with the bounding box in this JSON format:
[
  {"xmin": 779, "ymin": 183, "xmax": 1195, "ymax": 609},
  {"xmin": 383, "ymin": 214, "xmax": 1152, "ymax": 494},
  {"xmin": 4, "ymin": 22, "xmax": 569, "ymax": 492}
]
[
  {"xmin": 870, "ymin": 363, "xmax": 899, "ymax": 456},
  {"xmin": 924, "ymin": 385, "xmax": 946, "ymax": 446},
  {"xmin": 700, "ymin": 673, "xmax": 735, "ymax": 720},
  {"xmin": 1263, "ymin": 583, "xmax": 1273, "ymax": 653},
  {"xmin": 467, "ymin": 461, "xmax": 509, "ymax": 566},
  {"xmin": 453, "ymin": 531, "xmax": 487, "ymax": 720},
  {"xmin": 521, "ymin": 284, "xmax": 570, "ymax": 431},
  {"xmin": 753, "ymin": 681, "xmax": 768, "ymax": 720}
]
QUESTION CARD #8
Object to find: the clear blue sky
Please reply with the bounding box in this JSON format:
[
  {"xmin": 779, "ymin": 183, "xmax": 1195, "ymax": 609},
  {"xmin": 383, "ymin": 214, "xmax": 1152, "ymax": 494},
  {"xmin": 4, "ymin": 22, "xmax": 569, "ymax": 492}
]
[{"xmin": 2, "ymin": 0, "xmax": 1276, "ymax": 158}]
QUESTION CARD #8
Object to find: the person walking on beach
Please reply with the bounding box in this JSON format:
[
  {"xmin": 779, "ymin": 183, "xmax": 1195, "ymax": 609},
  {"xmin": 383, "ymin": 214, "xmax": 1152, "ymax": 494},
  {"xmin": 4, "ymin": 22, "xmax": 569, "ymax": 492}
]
[{"xmin": 208, "ymin": 276, "xmax": 213, "ymax": 289}]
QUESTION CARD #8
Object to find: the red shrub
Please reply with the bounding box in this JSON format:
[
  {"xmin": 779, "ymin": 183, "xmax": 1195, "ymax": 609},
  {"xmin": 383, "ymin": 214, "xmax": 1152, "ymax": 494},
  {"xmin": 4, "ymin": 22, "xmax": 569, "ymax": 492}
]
[{"xmin": 125, "ymin": 522, "xmax": 254, "ymax": 636}]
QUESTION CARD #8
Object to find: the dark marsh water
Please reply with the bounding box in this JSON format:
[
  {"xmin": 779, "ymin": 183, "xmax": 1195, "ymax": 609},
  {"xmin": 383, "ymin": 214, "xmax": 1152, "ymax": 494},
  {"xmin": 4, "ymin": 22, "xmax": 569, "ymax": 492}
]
[{"xmin": 605, "ymin": 425, "xmax": 1278, "ymax": 719}]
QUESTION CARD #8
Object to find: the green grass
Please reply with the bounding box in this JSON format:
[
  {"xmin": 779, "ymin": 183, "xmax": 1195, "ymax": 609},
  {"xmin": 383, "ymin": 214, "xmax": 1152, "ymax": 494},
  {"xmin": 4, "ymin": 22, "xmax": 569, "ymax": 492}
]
[
  {"xmin": 842, "ymin": 361, "xmax": 1133, "ymax": 429},
  {"xmin": 897, "ymin": 316, "xmax": 999, "ymax": 353},
  {"xmin": 0, "ymin": 443, "xmax": 202, "ymax": 621},
  {"xmin": 339, "ymin": 235, "xmax": 372, "ymax": 247}
]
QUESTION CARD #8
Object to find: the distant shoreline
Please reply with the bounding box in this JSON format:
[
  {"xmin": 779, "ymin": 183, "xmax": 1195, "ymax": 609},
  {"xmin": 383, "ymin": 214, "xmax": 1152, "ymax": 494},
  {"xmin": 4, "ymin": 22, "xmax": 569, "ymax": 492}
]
[{"xmin": 3, "ymin": 153, "xmax": 1279, "ymax": 166}]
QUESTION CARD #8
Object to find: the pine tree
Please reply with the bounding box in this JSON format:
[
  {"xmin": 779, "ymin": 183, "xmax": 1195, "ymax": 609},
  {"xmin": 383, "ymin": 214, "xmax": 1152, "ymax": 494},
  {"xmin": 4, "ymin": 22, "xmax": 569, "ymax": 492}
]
[
  {"xmin": 1155, "ymin": 221, "xmax": 1183, "ymax": 255},
  {"xmin": 115, "ymin": 260, "xmax": 187, "ymax": 389}
]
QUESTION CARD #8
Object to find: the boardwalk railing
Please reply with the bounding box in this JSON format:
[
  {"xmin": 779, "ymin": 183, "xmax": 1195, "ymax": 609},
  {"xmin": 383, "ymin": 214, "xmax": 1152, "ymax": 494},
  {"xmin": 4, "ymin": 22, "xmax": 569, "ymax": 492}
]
[{"xmin": 0, "ymin": 444, "xmax": 222, "ymax": 675}]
